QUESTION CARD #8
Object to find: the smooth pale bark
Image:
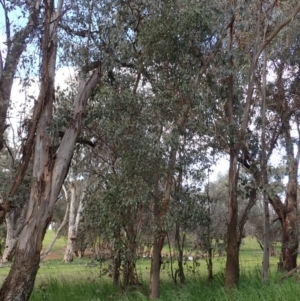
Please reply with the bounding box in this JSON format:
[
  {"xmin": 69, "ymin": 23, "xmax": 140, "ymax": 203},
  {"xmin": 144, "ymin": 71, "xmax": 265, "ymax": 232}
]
[
  {"xmin": 74, "ymin": 191, "xmax": 85, "ymax": 237},
  {"xmin": 64, "ymin": 183, "xmax": 85, "ymax": 262},
  {"xmin": 2, "ymin": 203, "xmax": 28, "ymax": 264},
  {"xmin": 0, "ymin": 1, "xmax": 63, "ymax": 299},
  {"xmin": 2, "ymin": 212, "xmax": 17, "ymax": 264},
  {"xmin": 0, "ymin": 1, "xmax": 103, "ymax": 299},
  {"xmin": 64, "ymin": 182, "xmax": 77, "ymax": 262}
]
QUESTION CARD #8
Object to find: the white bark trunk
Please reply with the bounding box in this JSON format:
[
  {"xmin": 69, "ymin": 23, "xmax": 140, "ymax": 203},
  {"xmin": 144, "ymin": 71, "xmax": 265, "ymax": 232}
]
[
  {"xmin": 2, "ymin": 204, "xmax": 27, "ymax": 264},
  {"xmin": 0, "ymin": 0, "xmax": 103, "ymax": 298},
  {"xmin": 64, "ymin": 182, "xmax": 76, "ymax": 262},
  {"xmin": 2, "ymin": 212, "xmax": 17, "ymax": 264},
  {"xmin": 64, "ymin": 183, "xmax": 86, "ymax": 262}
]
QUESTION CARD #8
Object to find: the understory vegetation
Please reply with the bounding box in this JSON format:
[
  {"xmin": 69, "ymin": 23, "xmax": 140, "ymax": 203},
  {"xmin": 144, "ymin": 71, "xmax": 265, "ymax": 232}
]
[
  {"xmin": 27, "ymin": 273, "xmax": 300, "ymax": 301},
  {"xmin": 0, "ymin": 234, "xmax": 297, "ymax": 301}
]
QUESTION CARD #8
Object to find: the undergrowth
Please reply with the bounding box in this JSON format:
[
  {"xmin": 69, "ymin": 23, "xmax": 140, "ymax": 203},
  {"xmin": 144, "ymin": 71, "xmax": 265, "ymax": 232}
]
[{"xmin": 29, "ymin": 269, "xmax": 300, "ymax": 301}]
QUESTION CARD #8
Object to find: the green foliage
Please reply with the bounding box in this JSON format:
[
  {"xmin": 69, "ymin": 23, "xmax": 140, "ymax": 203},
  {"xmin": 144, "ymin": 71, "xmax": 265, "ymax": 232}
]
[{"xmin": 2, "ymin": 0, "xmax": 300, "ymax": 297}]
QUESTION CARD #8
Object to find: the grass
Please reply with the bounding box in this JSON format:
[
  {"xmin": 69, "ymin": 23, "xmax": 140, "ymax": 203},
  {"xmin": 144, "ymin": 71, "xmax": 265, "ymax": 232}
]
[
  {"xmin": 42, "ymin": 230, "xmax": 66, "ymax": 251},
  {"xmin": 29, "ymin": 270, "xmax": 300, "ymax": 301},
  {"xmin": 0, "ymin": 232, "xmax": 298, "ymax": 300}
]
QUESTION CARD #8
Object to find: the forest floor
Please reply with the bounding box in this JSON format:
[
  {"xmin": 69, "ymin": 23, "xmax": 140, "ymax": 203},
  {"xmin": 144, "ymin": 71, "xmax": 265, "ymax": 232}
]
[{"xmin": 0, "ymin": 231, "xmax": 298, "ymax": 300}]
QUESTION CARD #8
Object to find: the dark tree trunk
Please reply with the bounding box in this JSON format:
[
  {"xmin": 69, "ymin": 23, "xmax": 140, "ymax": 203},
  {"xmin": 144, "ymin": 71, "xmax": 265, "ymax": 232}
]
[
  {"xmin": 123, "ymin": 224, "xmax": 139, "ymax": 287},
  {"xmin": 113, "ymin": 249, "xmax": 121, "ymax": 286},
  {"xmin": 225, "ymin": 149, "xmax": 239, "ymax": 288},
  {"xmin": 175, "ymin": 223, "xmax": 185, "ymax": 284},
  {"xmin": 225, "ymin": 14, "xmax": 240, "ymax": 288},
  {"xmin": 0, "ymin": 247, "xmax": 40, "ymax": 301},
  {"xmin": 0, "ymin": 199, "xmax": 50, "ymax": 301},
  {"xmin": 207, "ymin": 246, "xmax": 213, "ymax": 281},
  {"xmin": 150, "ymin": 170, "xmax": 163, "ymax": 299},
  {"xmin": 150, "ymin": 234, "xmax": 164, "ymax": 299},
  {"xmin": 281, "ymin": 210, "xmax": 298, "ymax": 271},
  {"xmin": 268, "ymin": 81, "xmax": 299, "ymax": 272}
]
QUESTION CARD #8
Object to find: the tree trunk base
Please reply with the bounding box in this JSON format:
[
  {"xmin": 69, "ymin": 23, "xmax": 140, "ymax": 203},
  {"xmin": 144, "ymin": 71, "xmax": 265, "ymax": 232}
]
[{"xmin": 0, "ymin": 248, "xmax": 40, "ymax": 301}]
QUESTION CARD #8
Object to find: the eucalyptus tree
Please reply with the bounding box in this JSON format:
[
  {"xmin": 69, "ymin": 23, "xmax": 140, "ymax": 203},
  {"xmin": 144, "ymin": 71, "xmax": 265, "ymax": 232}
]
[
  {"xmin": 236, "ymin": 18, "xmax": 300, "ymax": 273},
  {"xmin": 0, "ymin": 140, "xmax": 32, "ymax": 263},
  {"xmin": 0, "ymin": 0, "xmax": 106, "ymax": 299},
  {"xmin": 74, "ymin": 1, "xmax": 216, "ymax": 294},
  {"xmin": 132, "ymin": 2, "xmax": 222, "ymax": 297},
  {"xmin": 0, "ymin": 0, "xmax": 44, "ymax": 223},
  {"xmin": 63, "ymin": 179, "xmax": 87, "ymax": 263},
  {"xmin": 0, "ymin": 0, "xmax": 41, "ymax": 154},
  {"xmin": 265, "ymin": 58, "xmax": 300, "ymax": 272},
  {"xmin": 205, "ymin": 0, "xmax": 300, "ymax": 287},
  {"xmin": 83, "ymin": 75, "xmax": 159, "ymax": 287}
]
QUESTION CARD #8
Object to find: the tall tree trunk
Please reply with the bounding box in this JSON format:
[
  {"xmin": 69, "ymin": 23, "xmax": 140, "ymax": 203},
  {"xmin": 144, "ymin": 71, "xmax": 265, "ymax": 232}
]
[
  {"xmin": 223, "ymin": 1, "xmax": 300, "ymax": 287},
  {"xmin": 149, "ymin": 101, "xmax": 189, "ymax": 299},
  {"xmin": 113, "ymin": 227, "xmax": 121, "ymax": 286},
  {"xmin": 150, "ymin": 170, "xmax": 162, "ymax": 299},
  {"xmin": 0, "ymin": 0, "xmax": 103, "ymax": 298},
  {"xmin": 64, "ymin": 183, "xmax": 85, "ymax": 262},
  {"xmin": 281, "ymin": 216, "xmax": 298, "ymax": 271},
  {"xmin": 2, "ymin": 200, "xmax": 28, "ymax": 264},
  {"xmin": 268, "ymin": 66, "xmax": 299, "ymax": 272},
  {"xmin": 64, "ymin": 181, "xmax": 77, "ymax": 262},
  {"xmin": 150, "ymin": 146, "xmax": 179, "ymax": 298},
  {"xmin": 280, "ymin": 108, "xmax": 299, "ymax": 271},
  {"xmin": 123, "ymin": 224, "xmax": 139, "ymax": 287},
  {"xmin": 225, "ymin": 148, "xmax": 239, "ymax": 287},
  {"xmin": 175, "ymin": 223, "xmax": 185, "ymax": 284},
  {"xmin": 261, "ymin": 28, "xmax": 270, "ymax": 281},
  {"xmin": 2, "ymin": 212, "xmax": 17, "ymax": 264},
  {"xmin": 225, "ymin": 15, "xmax": 239, "ymax": 288},
  {"xmin": 0, "ymin": 2, "xmax": 61, "ymax": 298}
]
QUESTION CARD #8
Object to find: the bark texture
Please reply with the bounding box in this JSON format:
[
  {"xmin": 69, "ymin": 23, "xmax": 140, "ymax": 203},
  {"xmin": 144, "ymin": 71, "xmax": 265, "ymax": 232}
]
[
  {"xmin": 225, "ymin": 149, "xmax": 239, "ymax": 288},
  {"xmin": 0, "ymin": 1, "xmax": 103, "ymax": 298},
  {"xmin": 64, "ymin": 182, "xmax": 85, "ymax": 262},
  {"xmin": 64, "ymin": 182, "xmax": 77, "ymax": 262}
]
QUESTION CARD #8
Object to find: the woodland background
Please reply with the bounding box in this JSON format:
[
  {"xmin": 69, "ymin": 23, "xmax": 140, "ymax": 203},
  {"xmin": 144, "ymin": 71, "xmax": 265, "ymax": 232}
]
[{"xmin": 1, "ymin": 0, "xmax": 300, "ymax": 300}]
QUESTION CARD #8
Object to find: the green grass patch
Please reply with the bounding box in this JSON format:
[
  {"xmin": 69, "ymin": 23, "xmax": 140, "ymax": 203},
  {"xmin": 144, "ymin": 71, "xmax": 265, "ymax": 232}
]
[
  {"xmin": 29, "ymin": 269, "xmax": 300, "ymax": 301},
  {"xmin": 42, "ymin": 230, "xmax": 66, "ymax": 252},
  {"xmin": 0, "ymin": 234, "xmax": 296, "ymax": 300}
]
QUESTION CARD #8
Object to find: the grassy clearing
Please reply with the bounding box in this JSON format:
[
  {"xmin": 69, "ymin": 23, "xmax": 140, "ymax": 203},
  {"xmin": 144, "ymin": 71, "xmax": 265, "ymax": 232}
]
[
  {"xmin": 42, "ymin": 230, "xmax": 66, "ymax": 251},
  {"xmin": 0, "ymin": 233, "xmax": 296, "ymax": 300},
  {"xmin": 0, "ymin": 235, "xmax": 282, "ymax": 283},
  {"xmin": 29, "ymin": 270, "xmax": 300, "ymax": 301}
]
